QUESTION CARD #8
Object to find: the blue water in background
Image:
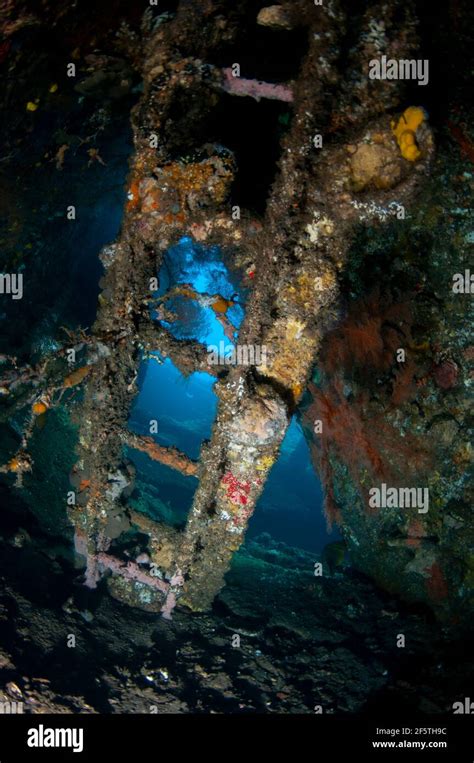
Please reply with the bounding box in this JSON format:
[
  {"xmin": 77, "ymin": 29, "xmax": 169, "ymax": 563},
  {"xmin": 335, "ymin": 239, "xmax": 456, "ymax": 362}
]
[
  {"xmin": 247, "ymin": 417, "xmax": 333, "ymax": 553},
  {"xmin": 129, "ymin": 356, "xmax": 218, "ymax": 461},
  {"xmin": 128, "ymin": 240, "xmax": 333, "ymax": 552},
  {"xmin": 156, "ymin": 237, "xmax": 243, "ymax": 302},
  {"xmin": 153, "ymin": 237, "xmax": 245, "ymax": 346}
]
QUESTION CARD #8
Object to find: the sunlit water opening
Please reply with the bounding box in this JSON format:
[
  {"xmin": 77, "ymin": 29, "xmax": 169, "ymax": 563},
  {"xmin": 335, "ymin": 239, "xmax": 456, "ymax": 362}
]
[
  {"xmin": 129, "ymin": 356, "xmax": 218, "ymax": 460},
  {"xmin": 152, "ymin": 236, "xmax": 245, "ymax": 346},
  {"xmin": 127, "ymin": 240, "xmax": 330, "ymax": 551},
  {"xmin": 247, "ymin": 417, "xmax": 336, "ymax": 553}
]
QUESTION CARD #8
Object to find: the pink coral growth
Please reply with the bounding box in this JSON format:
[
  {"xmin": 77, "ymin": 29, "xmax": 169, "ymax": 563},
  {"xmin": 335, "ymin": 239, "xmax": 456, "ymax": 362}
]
[
  {"xmin": 161, "ymin": 591, "xmax": 177, "ymax": 621},
  {"xmin": 221, "ymin": 68, "xmax": 293, "ymax": 103},
  {"xmin": 84, "ymin": 555, "xmax": 101, "ymax": 589},
  {"xmin": 77, "ymin": 533, "xmax": 182, "ymax": 618},
  {"xmin": 222, "ymin": 472, "xmax": 252, "ymax": 505},
  {"xmin": 96, "ymin": 553, "xmax": 169, "ymax": 594},
  {"xmin": 74, "ymin": 530, "xmax": 101, "ymax": 589},
  {"xmin": 74, "ymin": 529, "xmax": 88, "ymax": 558},
  {"xmin": 170, "ymin": 569, "xmax": 185, "ymax": 587}
]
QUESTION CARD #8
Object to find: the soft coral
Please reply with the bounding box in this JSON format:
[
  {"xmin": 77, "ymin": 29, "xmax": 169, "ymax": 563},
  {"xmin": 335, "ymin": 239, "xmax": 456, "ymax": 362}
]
[
  {"xmin": 306, "ymin": 379, "xmax": 431, "ymax": 527},
  {"xmin": 323, "ymin": 289, "xmax": 413, "ymax": 377}
]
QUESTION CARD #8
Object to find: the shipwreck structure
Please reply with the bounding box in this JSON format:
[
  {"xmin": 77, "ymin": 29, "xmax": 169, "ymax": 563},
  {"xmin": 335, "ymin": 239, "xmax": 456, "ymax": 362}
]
[
  {"xmin": 11, "ymin": 0, "xmax": 473, "ymax": 624},
  {"xmin": 64, "ymin": 0, "xmax": 434, "ymax": 616}
]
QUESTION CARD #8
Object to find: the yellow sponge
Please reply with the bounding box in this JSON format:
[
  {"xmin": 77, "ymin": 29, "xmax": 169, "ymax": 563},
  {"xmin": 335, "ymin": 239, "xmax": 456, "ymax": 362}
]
[{"xmin": 391, "ymin": 106, "xmax": 425, "ymax": 161}]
